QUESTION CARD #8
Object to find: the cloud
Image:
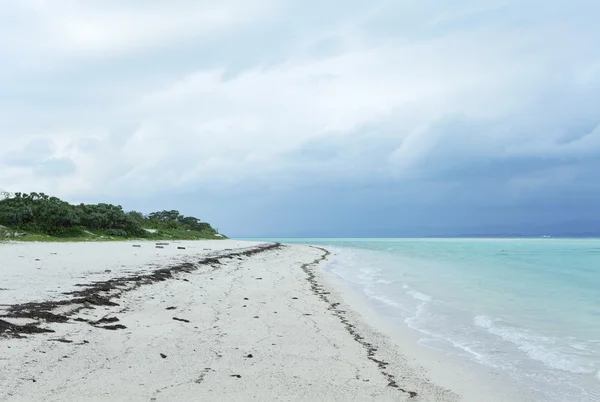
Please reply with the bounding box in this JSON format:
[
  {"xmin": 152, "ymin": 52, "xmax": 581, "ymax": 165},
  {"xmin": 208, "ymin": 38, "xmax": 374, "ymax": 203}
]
[
  {"xmin": 34, "ymin": 157, "xmax": 76, "ymax": 177},
  {"xmin": 0, "ymin": 0, "xmax": 599, "ymax": 234},
  {"xmin": 3, "ymin": 138, "xmax": 55, "ymax": 166},
  {"xmin": 0, "ymin": 0, "xmax": 278, "ymax": 62},
  {"xmin": 1, "ymin": 138, "xmax": 75, "ymax": 180}
]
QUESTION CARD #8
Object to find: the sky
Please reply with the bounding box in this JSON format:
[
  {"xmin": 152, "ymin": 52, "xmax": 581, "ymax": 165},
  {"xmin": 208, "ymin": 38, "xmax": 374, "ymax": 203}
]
[{"xmin": 1, "ymin": 0, "xmax": 600, "ymax": 237}]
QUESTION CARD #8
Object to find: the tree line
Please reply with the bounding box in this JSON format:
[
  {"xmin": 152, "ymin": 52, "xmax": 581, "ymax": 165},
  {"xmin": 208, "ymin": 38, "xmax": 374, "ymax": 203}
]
[{"xmin": 0, "ymin": 191, "xmax": 218, "ymax": 237}]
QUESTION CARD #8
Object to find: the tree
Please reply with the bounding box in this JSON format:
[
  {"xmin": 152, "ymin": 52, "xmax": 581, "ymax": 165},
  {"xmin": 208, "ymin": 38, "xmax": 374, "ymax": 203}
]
[
  {"xmin": 127, "ymin": 211, "xmax": 146, "ymax": 225},
  {"xmin": 0, "ymin": 191, "xmax": 220, "ymax": 238},
  {"xmin": 35, "ymin": 198, "xmax": 80, "ymax": 235}
]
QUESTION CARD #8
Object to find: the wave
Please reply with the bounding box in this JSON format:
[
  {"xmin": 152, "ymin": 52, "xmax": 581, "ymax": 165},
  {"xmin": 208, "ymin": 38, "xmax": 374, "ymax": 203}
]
[
  {"xmin": 357, "ymin": 266, "xmax": 381, "ymax": 282},
  {"xmin": 314, "ymin": 240, "xmax": 600, "ymax": 401},
  {"xmin": 404, "ymin": 308, "xmax": 491, "ymax": 365},
  {"xmin": 404, "ymin": 291, "xmax": 433, "ymax": 331},
  {"xmin": 407, "ymin": 290, "xmax": 432, "ymax": 302},
  {"xmin": 474, "ymin": 315, "xmax": 596, "ymax": 374},
  {"xmin": 369, "ymin": 293, "xmax": 403, "ymax": 309}
]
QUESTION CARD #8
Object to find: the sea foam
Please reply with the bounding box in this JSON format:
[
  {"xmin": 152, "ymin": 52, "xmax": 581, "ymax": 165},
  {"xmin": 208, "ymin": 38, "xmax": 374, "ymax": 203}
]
[
  {"xmin": 474, "ymin": 315, "xmax": 594, "ymax": 374},
  {"xmin": 407, "ymin": 290, "xmax": 432, "ymax": 302},
  {"xmin": 288, "ymin": 237, "xmax": 600, "ymax": 401}
]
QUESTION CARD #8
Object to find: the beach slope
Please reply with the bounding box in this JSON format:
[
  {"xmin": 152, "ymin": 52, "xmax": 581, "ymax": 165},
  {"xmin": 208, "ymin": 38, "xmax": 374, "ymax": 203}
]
[{"xmin": 0, "ymin": 242, "xmax": 454, "ymax": 401}]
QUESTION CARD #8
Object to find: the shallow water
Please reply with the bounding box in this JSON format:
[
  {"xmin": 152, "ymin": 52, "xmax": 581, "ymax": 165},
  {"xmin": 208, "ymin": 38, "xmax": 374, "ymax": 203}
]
[{"xmin": 264, "ymin": 238, "xmax": 600, "ymax": 402}]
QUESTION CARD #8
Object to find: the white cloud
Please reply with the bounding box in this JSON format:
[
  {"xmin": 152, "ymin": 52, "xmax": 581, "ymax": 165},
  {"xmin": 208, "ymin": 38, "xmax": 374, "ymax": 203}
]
[
  {"xmin": 0, "ymin": 0, "xmax": 599, "ymax": 204},
  {"xmin": 0, "ymin": 0, "xmax": 278, "ymax": 67}
]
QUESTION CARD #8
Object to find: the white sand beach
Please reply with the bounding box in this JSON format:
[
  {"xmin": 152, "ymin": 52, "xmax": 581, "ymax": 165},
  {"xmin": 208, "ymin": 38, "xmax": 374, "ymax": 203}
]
[
  {"xmin": 1, "ymin": 240, "xmax": 468, "ymax": 401},
  {"xmin": 0, "ymin": 240, "xmax": 262, "ymax": 306}
]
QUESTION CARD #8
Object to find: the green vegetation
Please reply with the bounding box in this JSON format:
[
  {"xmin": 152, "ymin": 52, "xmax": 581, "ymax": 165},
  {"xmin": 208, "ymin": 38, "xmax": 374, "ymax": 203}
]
[{"xmin": 0, "ymin": 191, "xmax": 224, "ymax": 242}]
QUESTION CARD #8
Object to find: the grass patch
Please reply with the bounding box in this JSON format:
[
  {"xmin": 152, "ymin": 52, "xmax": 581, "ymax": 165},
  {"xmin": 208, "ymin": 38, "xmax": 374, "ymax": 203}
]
[{"xmin": 0, "ymin": 227, "xmax": 226, "ymax": 243}]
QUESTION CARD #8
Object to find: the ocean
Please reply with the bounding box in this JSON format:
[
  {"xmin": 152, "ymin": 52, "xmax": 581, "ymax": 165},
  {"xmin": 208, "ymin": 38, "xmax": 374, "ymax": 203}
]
[{"xmin": 262, "ymin": 238, "xmax": 600, "ymax": 401}]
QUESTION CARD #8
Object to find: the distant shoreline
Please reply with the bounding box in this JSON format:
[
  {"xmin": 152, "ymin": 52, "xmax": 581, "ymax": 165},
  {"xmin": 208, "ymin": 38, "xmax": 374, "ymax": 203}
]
[{"xmin": 237, "ymin": 235, "xmax": 600, "ymax": 240}]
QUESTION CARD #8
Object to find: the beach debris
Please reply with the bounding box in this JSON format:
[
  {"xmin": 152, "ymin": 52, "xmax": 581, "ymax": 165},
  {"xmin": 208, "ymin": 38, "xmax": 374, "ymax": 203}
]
[
  {"xmin": 1, "ymin": 243, "xmax": 283, "ymax": 339},
  {"xmin": 245, "ymin": 354, "xmax": 253, "ymax": 358},
  {"xmin": 0, "ymin": 318, "xmax": 54, "ymax": 337},
  {"xmin": 20, "ymin": 378, "xmax": 36, "ymax": 383},
  {"xmin": 94, "ymin": 317, "xmax": 119, "ymax": 325},
  {"xmin": 48, "ymin": 338, "xmax": 73, "ymax": 343},
  {"xmin": 99, "ymin": 324, "xmax": 126, "ymax": 330},
  {"xmin": 156, "ymin": 242, "xmax": 169, "ymax": 246},
  {"xmin": 82, "ymin": 295, "xmax": 119, "ymax": 306},
  {"xmin": 230, "ymin": 374, "xmax": 242, "ymax": 379},
  {"xmin": 300, "ymin": 247, "xmax": 418, "ymax": 398},
  {"xmin": 253, "ymin": 316, "xmax": 259, "ymax": 319},
  {"xmin": 156, "ymin": 246, "xmax": 164, "ymax": 249},
  {"xmin": 132, "ymin": 245, "xmax": 141, "ymax": 248},
  {"xmin": 177, "ymin": 246, "xmax": 186, "ymax": 250},
  {"xmin": 165, "ymin": 306, "xmax": 177, "ymax": 310},
  {"xmin": 8, "ymin": 310, "xmax": 69, "ymax": 323},
  {"xmin": 173, "ymin": 317, "xmax": 190, "ymax": 323},
  {"xmin": 256, "ymin": 277, "xmax": 263, "ymax": 280},
  {"xmin": 243, "ymin": 297, "xmax": 249, "ymax": 300},
  {"xmin": 160, "ymin": 353, "xmax": 167, "ymax": 359},
  {"xmin": 292, "ymin": 297, "xmax": 298, "ymax": 300},
  {"xmin": 195, "ymin": 368, "xmax": 214, "ymax": 384}
]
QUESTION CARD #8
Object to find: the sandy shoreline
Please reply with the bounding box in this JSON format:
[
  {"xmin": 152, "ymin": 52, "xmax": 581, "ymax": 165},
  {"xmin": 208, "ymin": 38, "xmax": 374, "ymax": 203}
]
[
  {"xmin": 0, "ymin": 240, "xmax": 264, "ymax": 306},
  {"xmin": 1, "ymin": 241, "xmax": 457, "ymax": 401},
  {"xmin": 317, "ymin": 254, "xmax": 533, "ymax": 402}
]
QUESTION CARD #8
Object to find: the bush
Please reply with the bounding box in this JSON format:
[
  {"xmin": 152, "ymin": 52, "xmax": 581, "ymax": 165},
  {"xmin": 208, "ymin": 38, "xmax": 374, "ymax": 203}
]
[
  {"xmin": 0, "ymin": 192, "xmax": 218, "ymax": 238},
  {"xmin": 105, "ymin": 229, "xmax": 127, "ymax": 237}
]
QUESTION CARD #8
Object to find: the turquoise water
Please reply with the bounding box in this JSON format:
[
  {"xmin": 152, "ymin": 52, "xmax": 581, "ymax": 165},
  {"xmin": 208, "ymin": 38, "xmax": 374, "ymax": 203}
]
[{"xmin": 260, "ymin": 238, "xmax": 600, "ymax": 401}]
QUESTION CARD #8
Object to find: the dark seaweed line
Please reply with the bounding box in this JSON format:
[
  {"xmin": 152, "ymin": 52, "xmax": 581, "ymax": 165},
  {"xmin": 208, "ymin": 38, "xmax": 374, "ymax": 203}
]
[
  {"xmin": 0, "ymin": 243, "xmax": 282, "ymax": 338},
  {"xmin": 302, "ymin": 246, "xmax": 418, "ymax": 398}
]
